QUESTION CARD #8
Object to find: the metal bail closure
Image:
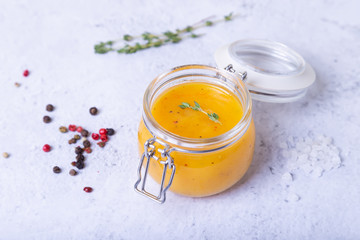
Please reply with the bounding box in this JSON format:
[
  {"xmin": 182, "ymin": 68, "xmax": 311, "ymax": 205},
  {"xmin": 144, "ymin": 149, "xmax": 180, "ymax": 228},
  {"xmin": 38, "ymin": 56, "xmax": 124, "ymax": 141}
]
[
  {"xmin": 134, "ymin": 137, "xmax": 176, "ymax": 204},
  {"xmin": 224, "ymin": 64, "xmax": 247, "ymax": 82}
]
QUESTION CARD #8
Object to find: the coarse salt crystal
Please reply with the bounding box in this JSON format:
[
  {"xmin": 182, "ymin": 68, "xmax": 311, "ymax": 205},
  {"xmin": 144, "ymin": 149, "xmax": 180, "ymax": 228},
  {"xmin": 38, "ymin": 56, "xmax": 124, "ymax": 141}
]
[
  {"xmin": 312, "ymin": 167, "xmax": 324, "ymax": 177},
  {"xmin": 286, "ymin": 193, "xmax": 301, "ymax": 202},
  {"xmin": 282, "ymin": 172, "xmax": 293, "ymax": 182}
]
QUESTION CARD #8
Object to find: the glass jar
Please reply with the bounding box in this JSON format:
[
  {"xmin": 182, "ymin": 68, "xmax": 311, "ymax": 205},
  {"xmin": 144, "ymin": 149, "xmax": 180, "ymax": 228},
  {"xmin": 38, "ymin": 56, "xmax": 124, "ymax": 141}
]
[
  {"xmin": 135, "ymin": 64, "xmax": 255, "ymax": 203},
  {"xmin": 134, "ymin": 39, "xmax": 316, "ymax": 203}
]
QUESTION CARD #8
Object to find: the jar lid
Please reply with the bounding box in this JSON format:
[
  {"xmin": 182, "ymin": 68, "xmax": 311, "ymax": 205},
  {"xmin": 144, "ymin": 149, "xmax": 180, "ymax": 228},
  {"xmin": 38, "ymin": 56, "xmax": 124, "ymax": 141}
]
[{"xmin": 214, "ymin": 39, "xmax": 316, "ymax": 103}]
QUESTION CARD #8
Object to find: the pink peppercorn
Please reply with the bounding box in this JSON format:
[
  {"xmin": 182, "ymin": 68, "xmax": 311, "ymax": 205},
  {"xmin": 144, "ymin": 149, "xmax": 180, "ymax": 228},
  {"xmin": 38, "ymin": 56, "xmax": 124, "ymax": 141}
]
[
  {"xmin": 83, "ymin": 187, "xmax": 93, "ymax": 193},
  {"xmin": 76, "ymin": 126, "xmax": 83, "ymax": 133},
  {"xmin": 100, "ymin": 135, "xmax": 108, "ymax": 142},
  {"xmin": 23, "ymin": 69, "xmax": 29, "ymax": 77},
  {"xmin": 68, "ymin": 124, "xmax": 76, "ymax": 131},
  {"xmin": 91, "ymin": 133, "xmax": 99, "ymax": 140},
  {"xmin": 99, "ymin": 128, "xmax": 107, "ymax": 135},
  {"xmin": 43, "ymin": 144, "xmax": 51, "ymax": 152}
]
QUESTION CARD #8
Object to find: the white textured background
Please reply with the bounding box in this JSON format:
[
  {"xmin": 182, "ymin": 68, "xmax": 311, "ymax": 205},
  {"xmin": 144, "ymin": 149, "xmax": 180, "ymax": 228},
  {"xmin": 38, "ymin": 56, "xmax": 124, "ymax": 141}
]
[{"xmin": 0, "ymin": 0, "xmax": 359, "ymax": 239}]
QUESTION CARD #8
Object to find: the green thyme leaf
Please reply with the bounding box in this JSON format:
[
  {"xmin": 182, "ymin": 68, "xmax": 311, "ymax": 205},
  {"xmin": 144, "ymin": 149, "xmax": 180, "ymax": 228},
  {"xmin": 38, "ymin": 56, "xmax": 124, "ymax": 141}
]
[
  {"xmin": 106, "ymin": 41, "xmax": 114, "ymax": 46},
  {"xmin": 206, "ymin": 21, "xmax": 213, "ymax": 26},
  {"xmin": 183, "ymin": 102, "xmax": 190, "ymax": 107},
  {"xmin": 171, "ymin": 37, "xmax": 182, "ymax": 43},
  {"xmin": 142, "ymin": 32, "xmax": 159, "ymax": 42},
  {"xmin": 153, "ymin": 40, "xmax": 163, "ymax": 47},
  {"xmin": 123, "ymin": 34, "xmax": 133, "ymax": 41},
  {"xmin": 185, "ymin": 26, "xmax": 193, "ymax": 32},
  {"xmin": 224, "ymin": 12, "xmax": 233, "ymax": 21},
  {"xmin": 179, "ymin": 102, "xmax": 191, "ymax": 109},
  {"xmin": 164, "ymin": 31, "xmax": 177, "ymax": 38},
  {"xmin": 212, "ymin": 113, "xmax": 219, "ymax": 120},
  {"xmin": 94, "ymin": 42, "xmax": 113, "ymax": 54}
]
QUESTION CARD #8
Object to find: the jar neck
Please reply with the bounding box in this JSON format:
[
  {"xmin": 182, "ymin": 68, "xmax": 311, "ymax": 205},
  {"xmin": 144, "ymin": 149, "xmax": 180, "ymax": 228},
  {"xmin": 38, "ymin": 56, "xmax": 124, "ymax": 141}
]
[{"xmin": 142, "ymin": 64, "xmax": 252, "ymax": 152}]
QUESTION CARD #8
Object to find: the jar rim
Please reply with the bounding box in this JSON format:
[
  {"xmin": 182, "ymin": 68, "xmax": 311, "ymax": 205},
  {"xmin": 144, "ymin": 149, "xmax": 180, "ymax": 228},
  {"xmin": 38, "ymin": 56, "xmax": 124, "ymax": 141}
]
[{"xmin": 142, "ymin": 64, "xmax": 252, "ymax": 151}]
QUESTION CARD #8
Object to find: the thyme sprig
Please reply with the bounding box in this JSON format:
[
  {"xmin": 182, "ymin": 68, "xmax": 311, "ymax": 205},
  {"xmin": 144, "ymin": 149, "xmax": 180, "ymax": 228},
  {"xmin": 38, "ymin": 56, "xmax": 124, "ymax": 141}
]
[
  {"xmin": 179, "ymin": 101, "xmax": 222, "ymax": 125},
  {"xmin": 95, "ymin": 13, "xmax": 234, "ymax": 54}
]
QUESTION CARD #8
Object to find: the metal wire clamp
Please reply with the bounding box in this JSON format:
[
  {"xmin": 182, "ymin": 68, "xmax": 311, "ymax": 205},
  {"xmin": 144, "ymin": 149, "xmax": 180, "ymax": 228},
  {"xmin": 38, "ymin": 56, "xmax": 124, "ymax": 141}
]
[
  {"xmin": 225, "ymin": 64, "xmax": 247, "ymax": 81},
  {"xmin": 134, "ymin": 137, "xmax": 176, "ymax": 204}
]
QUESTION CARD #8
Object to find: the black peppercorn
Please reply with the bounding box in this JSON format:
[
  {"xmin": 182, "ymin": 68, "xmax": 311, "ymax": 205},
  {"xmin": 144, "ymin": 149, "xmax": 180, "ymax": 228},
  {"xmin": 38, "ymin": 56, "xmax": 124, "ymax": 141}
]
[
  {"xmin": 89, "ymin": 107, "xmax": 98, "ymax": 115},
  {"xmin": 53, "ymin": 166, "xmax": 61, "ymax": 174},
  {"xmin": 83, "ymin": 140, "xmax": 91, "ymax": 148},
  {"xmin": 69, "ymin": 169, "xmax": 77, "ymax": 176},
  {"xmin": 75, "ymin": 160, "xmax": 85, "ymax": 169},
  {"xmin": 46, "ymin": 104, "xmax": 54, "ymax": 112},
  {"xmin": 81, "ymin": 129, "xmax": 89, "ymax": 137},
  {"xmin": 106, "ymin": 128, "xmax": 115, "ymax": 136},
  {"xmin": 43, "ymin": 116, "xmax": 51, "ymax": 123},
  {"xmin": 76, "ymin": 154, "xmax": 85, "ymax": 162},
  {"xmin": 75, "ymin": 146, "xmax": 83, "ymax": 154}
]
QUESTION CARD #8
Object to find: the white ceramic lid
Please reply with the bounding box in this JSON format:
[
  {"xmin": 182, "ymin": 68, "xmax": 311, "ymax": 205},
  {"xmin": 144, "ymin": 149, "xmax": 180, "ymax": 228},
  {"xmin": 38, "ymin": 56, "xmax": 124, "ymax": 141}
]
[{"xmin": 214, "ymin": 39, "xmax": 316, "ymax": 103}]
